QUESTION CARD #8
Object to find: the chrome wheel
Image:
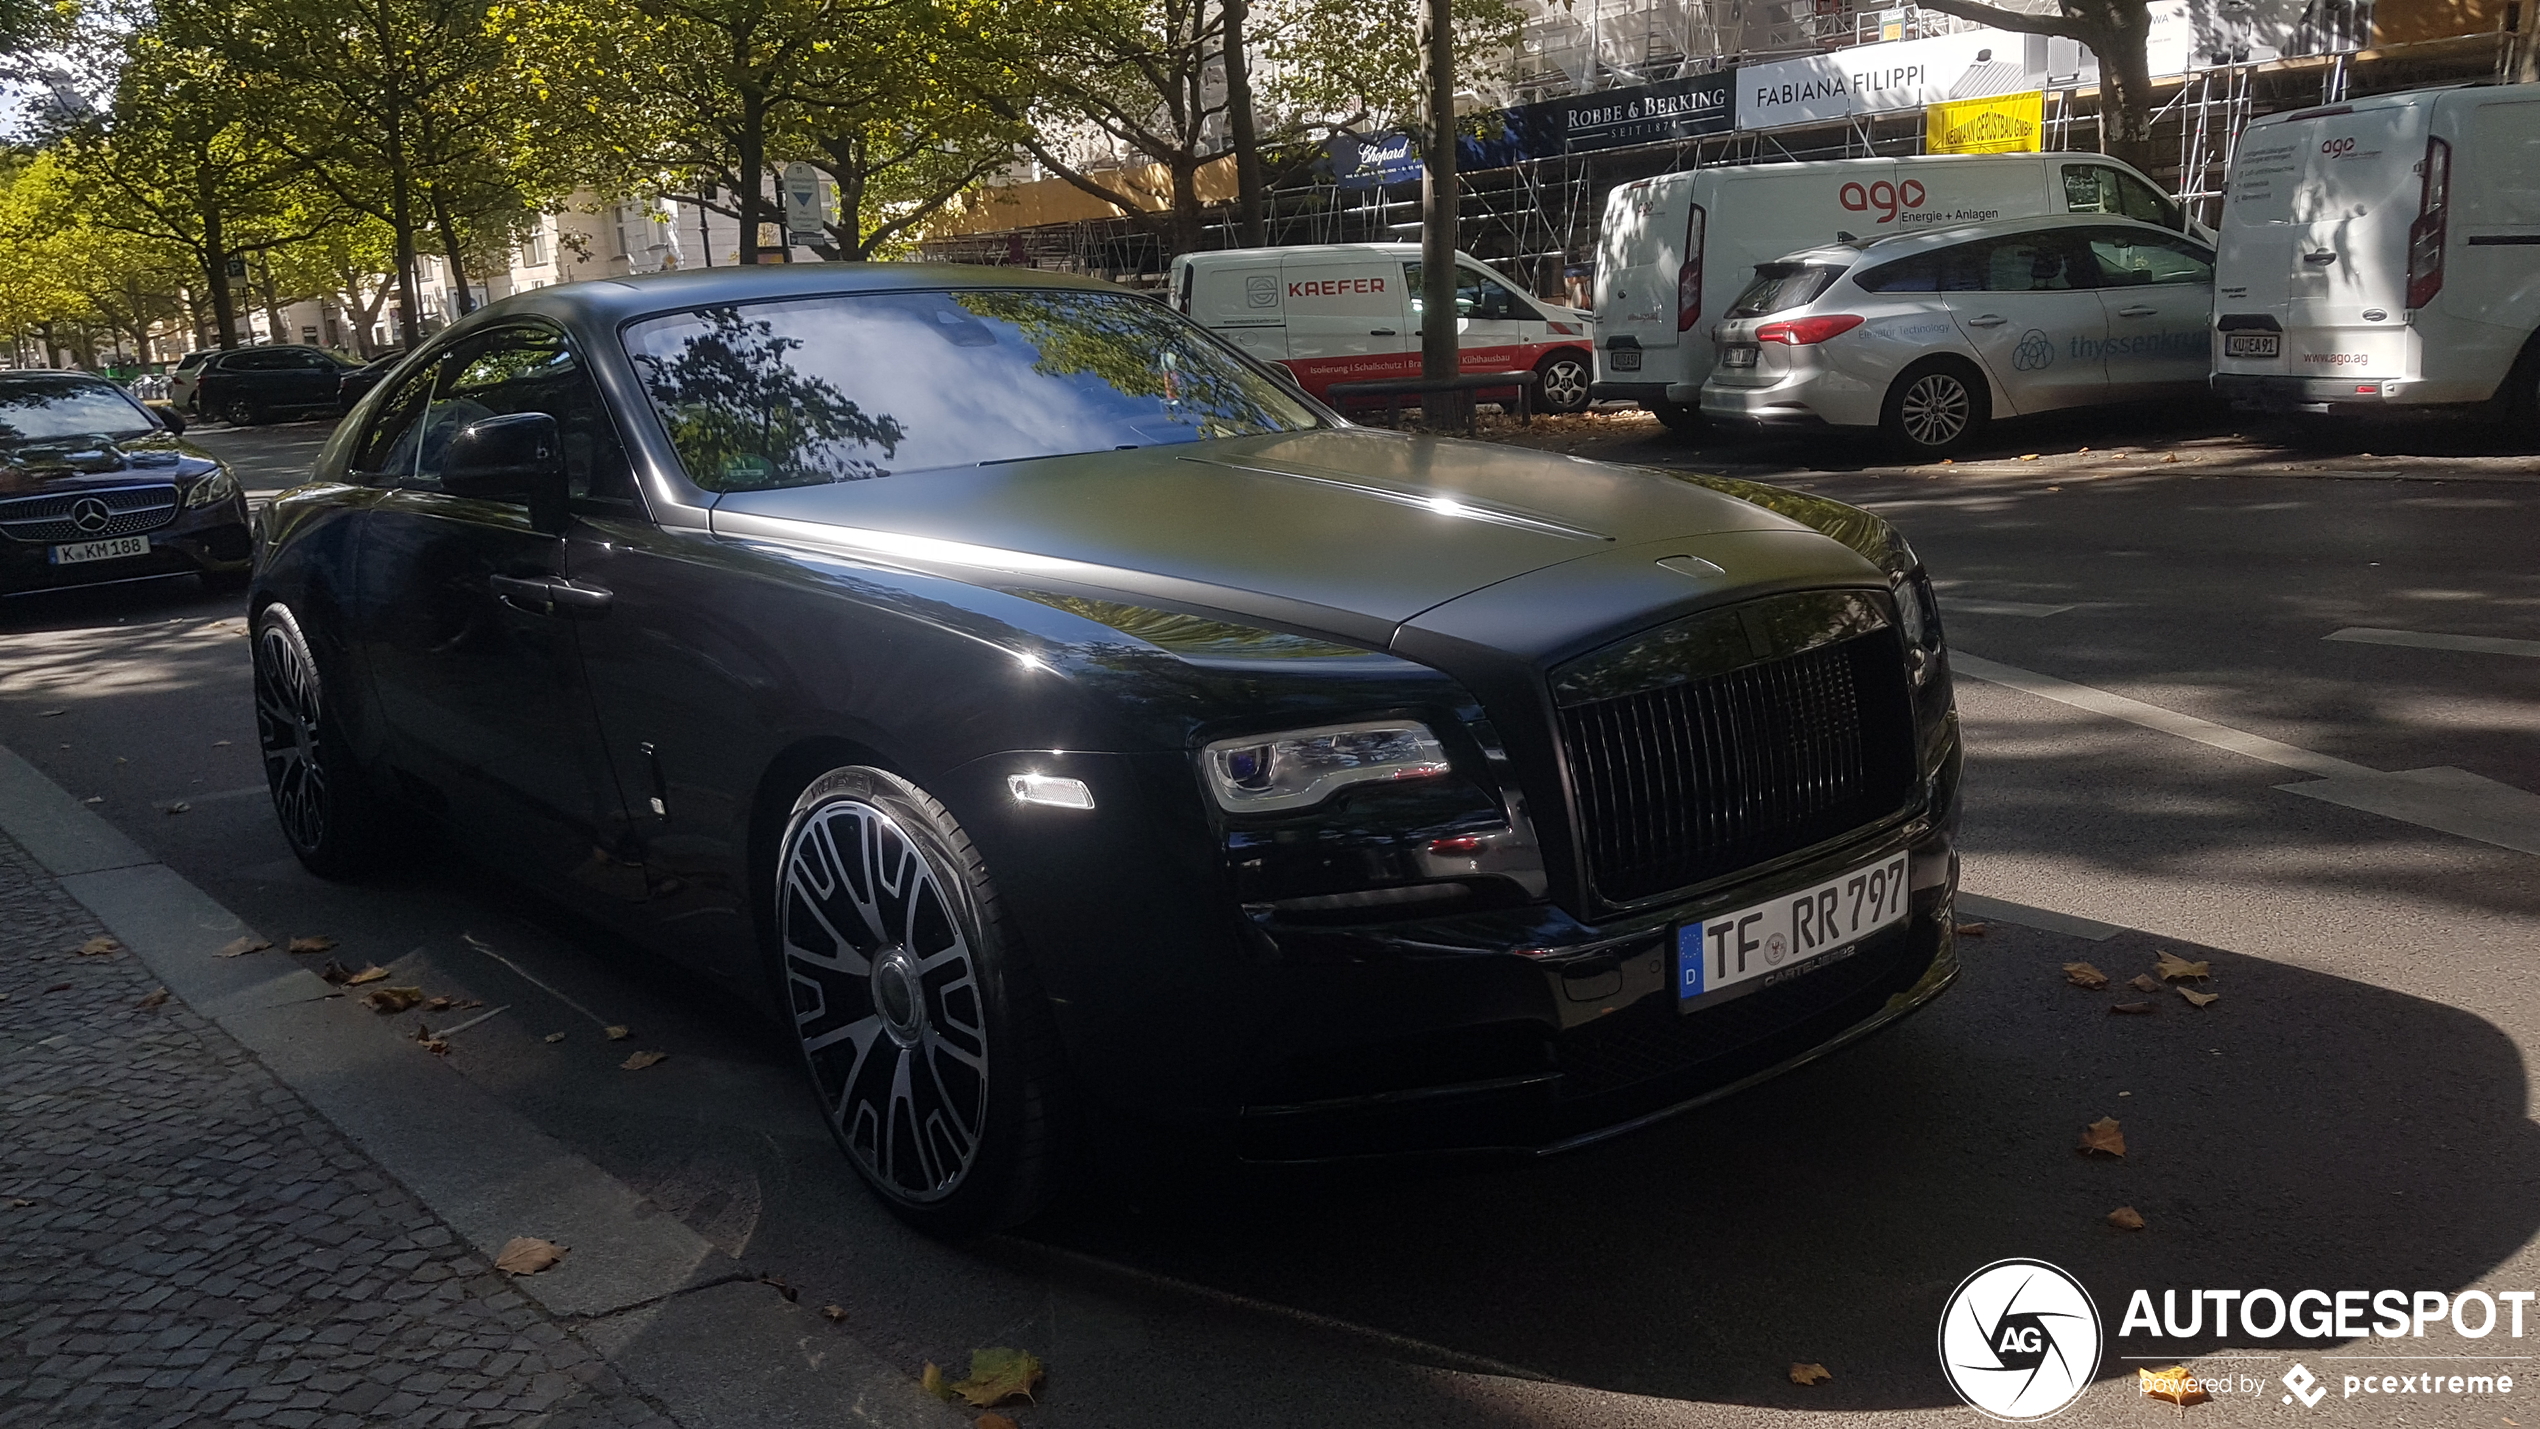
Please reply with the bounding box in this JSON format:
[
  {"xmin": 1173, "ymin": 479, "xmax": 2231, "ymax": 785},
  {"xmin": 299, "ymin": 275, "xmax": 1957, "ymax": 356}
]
[
  {"xmin": 1899, "ymin": 372, "xmax": 1974, "ymax": 450},
  {"xmin": 782, "ymin": 794, "xmax": 990, "ymax": 1204},
  {"xmin": 254, "ymin": 609, "xmax": 328, "ymax": 854},
  {"xmin": 1537, "ymin": 356, "xmax": 1591, "ymax": 414}
]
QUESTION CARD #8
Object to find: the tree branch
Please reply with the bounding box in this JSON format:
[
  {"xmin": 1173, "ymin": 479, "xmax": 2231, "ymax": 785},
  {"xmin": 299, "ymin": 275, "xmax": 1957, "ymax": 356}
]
[{"xmin": 1908, "ymin": 0, "xmax": 2094, "ymax": 41}]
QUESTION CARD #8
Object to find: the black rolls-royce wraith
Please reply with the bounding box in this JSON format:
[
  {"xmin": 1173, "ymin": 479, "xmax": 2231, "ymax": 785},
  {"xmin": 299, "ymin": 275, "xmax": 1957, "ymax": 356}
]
[{"xmin": 250, "ymin": 265, "xmax": 1962, "ymax": 1234}]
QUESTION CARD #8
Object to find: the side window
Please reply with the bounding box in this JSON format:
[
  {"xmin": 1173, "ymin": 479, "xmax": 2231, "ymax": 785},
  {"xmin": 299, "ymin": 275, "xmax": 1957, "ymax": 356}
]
[
  {"xmin": 1857, "ymin": 252, "xmax": 1938, "ymax": 292},
  {"xmin": 2065, "ymin": 164, "xmax": 2182, "ymax": 230},
  {"xmin": 1405, "ymin": 263, "xmax": 1529, "ymax": 320},
  {"xmin": 414, "ymin": 326, "xmax": 634, "ymax": 508},
  {"xmin": 2085, "ymin": 229, "xmax": 2214, "ymax": 287},
  {"xmin": 351, "ymin": 360, "xmax": 440, "ymax": 485},
  {"xmin": 1976, "ymin": 234, "xmax": 2091, "ymax": 292},
  {"xmin": 2113, "ymin": 172, "xmax": 2183, "ymax": 230}
]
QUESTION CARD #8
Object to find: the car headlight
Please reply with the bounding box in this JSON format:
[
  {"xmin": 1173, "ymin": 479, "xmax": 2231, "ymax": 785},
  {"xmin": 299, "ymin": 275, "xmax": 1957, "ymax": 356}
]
[
  {"xmin": 1201, "ymin": 720, "xmax": 1450, "ymax": 813},
  {"xmin": 184, "ymin": 467, "xmax": 240, "ymax": 508}
]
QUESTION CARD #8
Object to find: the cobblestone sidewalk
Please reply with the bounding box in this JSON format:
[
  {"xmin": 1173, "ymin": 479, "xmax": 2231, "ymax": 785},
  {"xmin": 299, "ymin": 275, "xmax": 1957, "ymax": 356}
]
[{"xmin": 0, "ymin": 829, "xmax": 679, "ymax": 1429}]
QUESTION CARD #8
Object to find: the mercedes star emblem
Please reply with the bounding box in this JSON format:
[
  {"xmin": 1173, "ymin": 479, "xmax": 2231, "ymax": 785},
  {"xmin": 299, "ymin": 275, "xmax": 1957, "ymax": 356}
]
[{"xmin": 69, "ymin": 497, "xmax": 113, "ymax": 534}]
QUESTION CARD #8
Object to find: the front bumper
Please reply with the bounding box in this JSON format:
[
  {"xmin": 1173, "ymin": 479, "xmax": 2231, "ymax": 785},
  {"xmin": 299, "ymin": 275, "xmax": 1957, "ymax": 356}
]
[{"xmin": 0, "ymin": 498, "xmax": 252, "ymax": 596}]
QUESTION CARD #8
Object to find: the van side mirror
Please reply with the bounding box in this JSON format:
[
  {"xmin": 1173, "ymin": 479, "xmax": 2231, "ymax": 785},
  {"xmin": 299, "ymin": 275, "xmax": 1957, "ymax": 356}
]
[{"xmin": 442, "ymin": 412, "xmax": 569, "ymax": 532}]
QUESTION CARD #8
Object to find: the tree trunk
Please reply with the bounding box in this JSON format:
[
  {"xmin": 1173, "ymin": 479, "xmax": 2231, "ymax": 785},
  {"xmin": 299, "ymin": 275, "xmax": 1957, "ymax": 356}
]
[
  {"xmin": 200, "ymin": 208, "xmax": 242, "ymax": 350},
  {"xmin": 2090, "ymin": 19, "xmax": 2159, "ymax": 173},
  {"xmin": 1169, "ymin": 156, "xmax": 1206, "ymax": 256},
  {"xmin": 378, "ymin": 0, "xmax": 424, "ymax": 346},
  {"xmin": 1418, "ymin": 0, "xmax": 1464, "ymax": 423},
  {"xmin": 1225, "ymin": 0, "xmax": 1265, "ymax": 247},
  {"xmin": 738, "ymin": 92, "xmax": 767, "ymax": 265},
  {"xmin": 255, "ymin": 254, "xmax": 287, "ymax": 344},
  {"xmin": 428, "ymin": 187, "xmax": 476, "ymax": 316}
]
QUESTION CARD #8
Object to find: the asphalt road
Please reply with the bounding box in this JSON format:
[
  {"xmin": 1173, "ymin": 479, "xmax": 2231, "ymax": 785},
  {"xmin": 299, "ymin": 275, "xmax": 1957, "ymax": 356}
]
[{"xmin": 3, "ymin": 409, "xmax": 2534, "ymax": 1427}]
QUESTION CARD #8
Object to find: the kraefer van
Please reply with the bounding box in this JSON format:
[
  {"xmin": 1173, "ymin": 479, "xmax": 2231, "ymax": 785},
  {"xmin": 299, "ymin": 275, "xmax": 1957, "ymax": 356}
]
[
  {"xmin": 1593, "ymin": 151, "xmax": 2197, "ymax": 429},
  {"xmin": 1171, "ymin": 244, "xmax": 1598, "ymax": 412},
  {"xmin": 2212, "ymin": 82, "xmax": 2540, "ymax": 419}
]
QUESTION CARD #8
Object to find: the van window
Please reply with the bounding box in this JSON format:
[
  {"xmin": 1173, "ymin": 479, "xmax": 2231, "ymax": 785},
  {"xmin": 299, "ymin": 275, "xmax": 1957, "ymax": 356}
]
[
  {"xmin": 2063, "ymin": 164, "xmax": 2183, "ymax": 232},
  {"xmin": 1726, "ymin": 263, "xmax": 1844, "ymax": 318},
  {"xmin": 2081, "ymin": 228, "xmax": 2213, "ymax": 287},
  {"xmin": 1405, "ymin": 263, "xmax": 1531, "ymax": 321},
  {"xmin": 2468, "ymin": 101, "xmax": 2540, "ymax": 226}
]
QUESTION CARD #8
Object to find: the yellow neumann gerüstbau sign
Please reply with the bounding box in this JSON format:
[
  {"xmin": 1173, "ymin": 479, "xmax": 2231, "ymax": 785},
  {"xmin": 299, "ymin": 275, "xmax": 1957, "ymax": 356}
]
[{"xmin": 1926, "ymin": 91, "xmax": 2046, "ymax": 154}]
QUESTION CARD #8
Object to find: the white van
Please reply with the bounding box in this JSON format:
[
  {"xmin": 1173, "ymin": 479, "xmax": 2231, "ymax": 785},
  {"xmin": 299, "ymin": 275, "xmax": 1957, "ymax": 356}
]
[
  {"xmin": 1593, "ymin": 151, "xmax": 2199, "ymax": 429},
  {"xmin": 2212, "ymin": 82, "xmax": 2540, "ymax": 419},
  {"xmin": 1171, "ymin": 243, "xmax": 1598, "ymax": 412}
]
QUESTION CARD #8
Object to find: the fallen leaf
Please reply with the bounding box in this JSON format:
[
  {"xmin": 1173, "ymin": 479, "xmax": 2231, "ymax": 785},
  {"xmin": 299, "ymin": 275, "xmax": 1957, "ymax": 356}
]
[
  {"xmin": 5, "ymin": 1197, "xmax": 30, "ymax": 1207},
  {"xmin": 604, "ymin": 1025, "xmax": 631, "ymax": 1040},
  {"xmin": 344, "ymin": 966, "xmax": 389, "ymax": 986},
  {"xmin": 38, "ymin": 708, "xmax": 63, "ymax": 717},
  {"xmin": 2108, "ymin": 1206, "xmax": 2147, "ymax": 1230},
  {"xmin": 2018, "ymin": 453, "xmax": 2040, "ymax": 461},
  {"xmin": 2177, "ymin": 986, "xmax": 2220, "ymax": 1009},
  {"xmin": 821, "ymin": 1304, "xmax": 847, "ymax": 1324},
  {"xmin": 2154, "ymin": 951, "xmax": 2211, "ymax": 982},
  {"xmin": 948, "ymin": 1348, "xmax": 1044, "ymax": 1409},
  {"xmin": 82, "ymin": 797, "xmax": 102, "ymax": 805},
  {"xmin": 164, "ymin": 802, "xmax": 190, "ymax": 815},
  {"xmin": 976, "ymin": 1416, "xmax": 1020, "ymax": 1429},
  {"xmin": 318, "ymin": 961, "xmax": 356, "ymax": 985},
  {"xmin": 420, "ymin": 1038, "xmax": 450, "ymax": 1056},
  {"xmin": 2162, "ymin": 452, "xmax": 2180, "ymax": 462},
  {"xmin": 2078, "ymin": 1117, "xmax": 2127, "ymax": 1158},
  {"xmin": 2062, "ymin": 961, "xmax": 2109, "ymax": 990},
  {"xmin": 2110, "ymin": 1001, "xmax": 2157, "ymax": 1015},
  {"xmin": 2045, "ymin": 485, "xmax": 2062, "ymax": 491},
  {"xmin": 2129, "ymin": 973, "xmax": 2162, "ymax": 994},
  {"xmin": 543, "ymin": 1031, "xmax": 567, "ymax": 1044},
  {"xmin": 1789, "ymin": 1362, "xmax": 1832, "ymax": 1386},
  {"xmin": 214, "ymin": 936, "xmax": 271, "ymax": 958},
  {"xmin": 1953, "ymin": 922, "xmax": 1988, "ymax": 936},
  {"xmin": 45, "ymin": 982, "xmax": 72, "ymax": 993},
  {"xmin": 621, "ymin": 1050, "xmax": 667, "ymax": 1071},
  {"xmin": 426, "ymin": 996, "xmax": 455, "ymax": 1011},
  {"xmin": 493, "ymin": 1237, "xmax": 567, "ymax": 1275},
  {"xmin": 759, "ymin": 1274, "xmax": 799, "ymax": 1303},
  {"xmin": 212, "ymin": 739, "xmax": 231, "ymax": 747},
  {"xmin": 137, "ymin": 987, "xmax": 169, "ymax": 1010},
  {"xmin": 921, "ymin": 1364, "xmax": 953, "ymax": 1402},
  {"xmin": 2140, "ymin": 1365, "xmax": 2209, "ymax": 1406},
  {"xmin": 288, "ymin": 936, "xmax": 337, "ymax": 955},
  {"xmin": 364, "ymin": 986, "xmax": 424, "ymax": 1014},
  {"xmin": 77, "ymin": 937, "xmax": 120, "ymax": 956}
]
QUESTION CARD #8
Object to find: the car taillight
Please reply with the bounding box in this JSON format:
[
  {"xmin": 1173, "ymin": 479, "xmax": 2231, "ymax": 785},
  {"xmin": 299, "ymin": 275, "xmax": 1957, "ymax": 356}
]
[
  {"xmin": 2406, "ymin": 134, "xmax": 2450, "ymax": 311},
  {"xmin": 1677, "ymin": 204, "xmax": 1706, "ymax": 332},
  {"xmin": 1753, "ymin": 314, "xmax": 1865, "ymax": 345}
]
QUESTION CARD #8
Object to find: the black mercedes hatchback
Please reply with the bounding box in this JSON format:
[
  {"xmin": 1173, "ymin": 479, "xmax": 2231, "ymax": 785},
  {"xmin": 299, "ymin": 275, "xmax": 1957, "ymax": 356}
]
[
  {"xmin": 0, "ymin": 372, "xmax": 251, "ymax": 599},
  {"xmin": 249, "ymin": 265, "xmax": 1963, "ymax": 1234}
]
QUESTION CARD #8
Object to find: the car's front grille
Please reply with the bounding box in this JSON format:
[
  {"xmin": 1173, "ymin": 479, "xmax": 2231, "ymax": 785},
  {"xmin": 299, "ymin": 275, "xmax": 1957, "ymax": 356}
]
[
  {"xmin": 0, "ymin": 484, "xmax": 182, "ymax": 544},
  {"xmin": 1556, "ymin": 594, "xmax": 1918, "ymax": 905}
]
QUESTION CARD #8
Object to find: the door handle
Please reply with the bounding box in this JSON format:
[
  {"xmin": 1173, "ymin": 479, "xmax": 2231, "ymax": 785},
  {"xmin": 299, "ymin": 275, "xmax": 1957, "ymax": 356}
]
[
  {"xmin": 1963, "ymin": 314, "xmax": 2008, "ymax": 328},
  {"xmin": 1369, "ymin": 328, "xmax": 1398, "ymax": 336},
  {"xmin": 489, "ymin": 573, "xmax": 613, "ymax": 618},
  {"xmin": 2303, "ymin": 251, "xmax": 2337, "ymax": 264},
  {"xmin": 2117, "ymin": 305, "xmax": 2158, "ymax": 317}
]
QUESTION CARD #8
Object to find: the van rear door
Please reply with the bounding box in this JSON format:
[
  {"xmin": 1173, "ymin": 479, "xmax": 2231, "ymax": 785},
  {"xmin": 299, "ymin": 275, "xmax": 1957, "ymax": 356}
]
[
  {"xmin": 2441, "ymin": 96, "xmax": 2540, "ymax": 363},
  {"xmin": 1595, "ymin": 177, "xmax": 1689, "ymax": 374}
]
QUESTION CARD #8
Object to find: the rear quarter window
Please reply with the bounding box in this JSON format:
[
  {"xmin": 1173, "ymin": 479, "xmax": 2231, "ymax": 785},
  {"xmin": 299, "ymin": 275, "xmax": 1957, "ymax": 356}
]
[{"xmin": 1726, "ymin": 264, "xmax": 1844, "ymax": 318}]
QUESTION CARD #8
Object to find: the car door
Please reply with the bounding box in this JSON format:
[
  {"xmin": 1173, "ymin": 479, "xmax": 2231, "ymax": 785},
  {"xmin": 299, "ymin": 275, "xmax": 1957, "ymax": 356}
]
[
  {"xmin": 281, "ymin": 349, "xmax": 338, "ymax": 409},
  {"xmin": 1945, "ymin": 229, "xmax": 2110, "ymax": 413},
  {"xmin": 2079, "ymin": 225, "xmax": 2216, "ymax": 399},
  {"xmin": 348, "ymin": 324, "xmax": 631, "ymax": 891}
]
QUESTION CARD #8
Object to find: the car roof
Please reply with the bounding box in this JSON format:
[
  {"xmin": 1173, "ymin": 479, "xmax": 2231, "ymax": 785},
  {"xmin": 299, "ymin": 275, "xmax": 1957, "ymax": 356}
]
[
  {"xmin": 1760, "ymin": 213, "xmax": 2196, "ymax": 269},
  {"xmin": 1182, "ymin": 243, "xmax": 1424, "ymax": 263},
  {"xmin": 473, "ymin": 263, "xmax": 1142, "ymax": 335}
]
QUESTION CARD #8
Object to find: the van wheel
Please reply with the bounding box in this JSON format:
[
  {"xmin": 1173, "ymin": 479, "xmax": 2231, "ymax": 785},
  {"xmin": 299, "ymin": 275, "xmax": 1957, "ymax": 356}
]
[
  {"xmin": 1534, "ymin": 353, "xmax": 1591, "ymax": 415},
  {"xmin": 1883, "ymin": 359, "xmax": 1990, "ymax": 459},
  {"xmin": 1647, "ymin": 398, "xmax": 1704, "ymax": 435}
]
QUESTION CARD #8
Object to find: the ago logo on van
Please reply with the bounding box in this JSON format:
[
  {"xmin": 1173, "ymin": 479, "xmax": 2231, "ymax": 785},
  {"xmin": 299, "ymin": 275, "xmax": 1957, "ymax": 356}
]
[{"xmin": 1841, "ymin": 178, "xmax": 1929, "ymax": 224}]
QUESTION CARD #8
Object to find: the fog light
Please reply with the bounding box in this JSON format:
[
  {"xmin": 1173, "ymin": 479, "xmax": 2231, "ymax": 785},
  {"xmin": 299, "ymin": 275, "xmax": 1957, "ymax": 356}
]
[{"xmin": 1007, "ymin": 773, "xmax": 1094, "ymax": 810}]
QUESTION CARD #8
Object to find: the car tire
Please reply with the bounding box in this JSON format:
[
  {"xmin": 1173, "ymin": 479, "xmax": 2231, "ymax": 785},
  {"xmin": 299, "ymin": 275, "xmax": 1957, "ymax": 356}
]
[
  {"xmin": 1647, "ymin": 397, "xmax": 1705, "ymax": 435},
  {"xmin": 252, "ymin": 603, "xmax": 382, "ymax": 879},
  {"xmin": 1534, "ymin": 352, "xmax": 1592, "ymax": 415},
  {"xmin": 1882, "ymin": 359, "xmax": 1990, "ymax": 459},
  {"xmin": 221, "ymin": 397, "xmax": 262, "ymax": 428},
  {"xmin": 776, "ymin": 765, "xmax": 1061, "ymax": 1236}
]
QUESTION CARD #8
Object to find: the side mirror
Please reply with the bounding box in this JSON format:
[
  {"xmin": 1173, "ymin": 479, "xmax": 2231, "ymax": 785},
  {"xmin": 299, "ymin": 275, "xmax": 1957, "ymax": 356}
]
[
  {"xmin": 155, "ymin": 406, "xmax": 187, "ymax": 436},
  {"xmin": 442, "ymin": 411, "xmax": 569, "ymax": 533}
]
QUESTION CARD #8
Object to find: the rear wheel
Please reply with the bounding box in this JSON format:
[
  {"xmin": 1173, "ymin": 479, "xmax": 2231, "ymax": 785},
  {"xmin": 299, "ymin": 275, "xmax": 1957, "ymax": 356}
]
[
  {"xmin": 1647, "ymin": 397, "xmax": 1705, "ymax": 435},
  {"xmin": 1883, "ymin": 360, "xmax": 1990, "ymax": 459},
  {"xmin": 777, "ymin": 766, "xmax": 1060, "ymax": 1236},
  {"xmin": 221, "ymin": 397, "xmax": 261, "ymax": 427},
  {"xmin": 252, "ymin": 604, "xmax": 382, "ymax": 879},
  {"xmin": 1534, "ymin": 352, "xmax": 1592, "ymax": 415}
]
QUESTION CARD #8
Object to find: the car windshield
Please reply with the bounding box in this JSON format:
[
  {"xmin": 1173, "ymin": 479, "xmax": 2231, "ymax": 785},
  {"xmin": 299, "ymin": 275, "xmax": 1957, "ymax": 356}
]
[
  {"xmin": 1727, "ymin": 264, "xmax": 1845, "ymax": 319},
  {"xmin": 0, "ymin": 376, "xmax": 154, "ymax": 444},
  {"xmin": 622, "ymin": 288, "xmax": 1324, "ymax": 492}
]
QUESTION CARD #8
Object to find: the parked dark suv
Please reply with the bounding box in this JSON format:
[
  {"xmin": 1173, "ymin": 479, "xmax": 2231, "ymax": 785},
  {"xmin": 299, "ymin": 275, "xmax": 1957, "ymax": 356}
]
[{"xmin": 193, "ymin": 345, "xmax": 358, "ymax": 426}]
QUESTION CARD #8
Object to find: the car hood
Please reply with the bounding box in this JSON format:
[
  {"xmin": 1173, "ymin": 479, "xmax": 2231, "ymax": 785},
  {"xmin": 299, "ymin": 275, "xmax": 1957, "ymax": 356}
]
[
  {"xmin": 0, "ymin": 433, "xmax": 216, "ymax": 496},
  {"xmin": 707, "ymin": 428, "xmax": 1815, "ymax": 646}
]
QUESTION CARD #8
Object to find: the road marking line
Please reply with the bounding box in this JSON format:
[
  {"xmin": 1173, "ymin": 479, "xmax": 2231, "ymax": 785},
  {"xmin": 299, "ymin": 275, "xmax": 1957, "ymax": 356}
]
[
  {"xmin": 1954, "ymin": 893, "xmax": 2122, "ymax": 941},
  {"xmin": 1949, "ymin": 653, "xmax": 2366, "ymax": 779},
  {"xmin": 2326, "ymin": 627, "xmax": 2540, "ymax": 658},
  {"xmin": 1945, "ymin": 598, "xmax": 2076, "ymax": 618},
  {"xmin": 1953, "ymin": 652, "xmax": 2540, "ymax": 857}
]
